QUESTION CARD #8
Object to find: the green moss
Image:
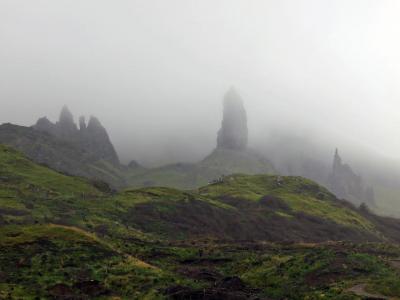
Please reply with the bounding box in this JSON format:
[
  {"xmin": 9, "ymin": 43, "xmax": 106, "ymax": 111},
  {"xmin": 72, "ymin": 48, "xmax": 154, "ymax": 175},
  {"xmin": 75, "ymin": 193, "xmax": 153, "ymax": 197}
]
[
  {"xmin": 0, "ymin": 224, "xmax": 175, "ymax": 299},
  {"xmin": 200, "ymin": 174, "xmax": 376, "ymax": 232},
  {"xmin": 0, "ymin": 145, "xmax": 101, "ymax": 196}
]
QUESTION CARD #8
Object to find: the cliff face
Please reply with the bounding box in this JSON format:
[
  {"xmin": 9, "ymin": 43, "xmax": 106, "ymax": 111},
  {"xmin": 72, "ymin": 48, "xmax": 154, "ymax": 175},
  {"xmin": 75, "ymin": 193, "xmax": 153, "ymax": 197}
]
[
  {"xmin": 328, "ymin": 149, "xmax": 375, "ymax": 207},
  {"xmin": 33, "ymin": 106, "xmax": 119, "ymax": 165},
  {"xmin": 217, "ymin": 88, "xmax": 248, "ymax": 151}
]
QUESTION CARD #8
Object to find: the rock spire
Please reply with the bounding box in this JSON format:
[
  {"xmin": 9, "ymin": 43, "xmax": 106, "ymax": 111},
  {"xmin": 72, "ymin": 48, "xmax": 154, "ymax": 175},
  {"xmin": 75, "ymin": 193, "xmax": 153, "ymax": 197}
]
[{"xmin": 217, "ymin": 87, "xmax": 248, "ymax": 151}]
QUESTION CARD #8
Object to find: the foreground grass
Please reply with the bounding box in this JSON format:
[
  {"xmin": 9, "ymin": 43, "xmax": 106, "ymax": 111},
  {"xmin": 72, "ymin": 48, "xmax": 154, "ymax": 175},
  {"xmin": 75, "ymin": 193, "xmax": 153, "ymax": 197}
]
[{"xmin": 2, "ymin": 144, "xmax": 400, "ymax": 298}]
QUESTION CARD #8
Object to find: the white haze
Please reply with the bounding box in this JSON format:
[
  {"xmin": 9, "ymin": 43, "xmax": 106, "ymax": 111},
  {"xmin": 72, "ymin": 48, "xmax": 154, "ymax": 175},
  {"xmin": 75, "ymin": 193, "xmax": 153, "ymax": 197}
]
[{"xmin": 1, "ymin": 0, "xmax": 400, "ymax": 166}]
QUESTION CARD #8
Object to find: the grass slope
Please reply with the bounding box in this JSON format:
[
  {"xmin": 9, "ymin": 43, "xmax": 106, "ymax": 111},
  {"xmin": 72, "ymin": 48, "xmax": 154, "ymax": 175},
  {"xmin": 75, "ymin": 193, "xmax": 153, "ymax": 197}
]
[
  {"xmin": 199, "ymin": 174, "xmax": 375, "ymax": 232},
  {"xmin": 2, "ymin": 144, "xmax": 400, "ymax": 298},
  {"xmin": 0, "ymin": 224, "xmax": 174, "ymax": 299}
]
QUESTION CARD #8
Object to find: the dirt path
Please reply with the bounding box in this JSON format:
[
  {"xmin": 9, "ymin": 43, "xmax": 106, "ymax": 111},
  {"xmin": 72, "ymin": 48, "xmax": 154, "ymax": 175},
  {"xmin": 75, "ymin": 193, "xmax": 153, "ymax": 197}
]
[
  {"xmin": 49, "ymin": 224, "xmax": 158, "ymax": 270},
  {"xmin": 347, "ymin": 284, "xmax": 390, "ymax": 299}
]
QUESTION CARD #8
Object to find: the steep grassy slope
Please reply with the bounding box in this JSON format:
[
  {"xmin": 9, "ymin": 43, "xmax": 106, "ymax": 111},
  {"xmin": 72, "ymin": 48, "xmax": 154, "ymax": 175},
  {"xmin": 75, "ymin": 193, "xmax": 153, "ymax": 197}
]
[
  {"xmin": 0, "ymin": 144, "xmax": 104, "ymax": 226},
  {"xmin": 3, "ymin": 144, "xmax": 400, "ymax": 298}
]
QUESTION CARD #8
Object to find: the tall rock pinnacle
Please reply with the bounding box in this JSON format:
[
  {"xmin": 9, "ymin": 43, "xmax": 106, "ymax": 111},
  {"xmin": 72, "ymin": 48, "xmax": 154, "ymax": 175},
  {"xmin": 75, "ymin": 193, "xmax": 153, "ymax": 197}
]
[
  {"xmin": 217, "ymin": 88, "xmax": 248, "ymax": 151},
  {"xmin": 54, "ymin": 105, "xmax": 78, "ymax": 140},
  {"xmin": 58, "ymin": 106, "xmax": 76, "ymax": 129}
]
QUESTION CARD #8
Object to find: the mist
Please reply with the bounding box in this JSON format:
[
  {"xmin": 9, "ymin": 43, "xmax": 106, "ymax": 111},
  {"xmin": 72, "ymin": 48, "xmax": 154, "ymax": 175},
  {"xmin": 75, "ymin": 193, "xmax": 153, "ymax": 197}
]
[{"xmin": 1, "ymin": 0, "xmax": 400, "ymax": 167}]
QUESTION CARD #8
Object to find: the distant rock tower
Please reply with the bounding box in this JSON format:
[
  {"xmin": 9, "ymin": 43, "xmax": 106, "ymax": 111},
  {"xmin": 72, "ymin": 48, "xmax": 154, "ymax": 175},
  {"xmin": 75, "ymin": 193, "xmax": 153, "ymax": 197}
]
[{"xmin": 217, "ymin": 88, "xmax": 248, "ymax": 151}]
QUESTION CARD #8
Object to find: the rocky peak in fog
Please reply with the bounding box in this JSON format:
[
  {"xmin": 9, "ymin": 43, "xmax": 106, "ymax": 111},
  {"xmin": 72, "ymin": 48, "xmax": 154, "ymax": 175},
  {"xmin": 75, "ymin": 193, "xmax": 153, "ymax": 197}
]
[
  {"xmin": 217, "ymin": 87, "xmax": 248, "ymax": 151},
  {"xmin": 58, "ymin": 106, "xmax": 76, "ymax": 129},
  {"xmin": 83, "ymin": 116, "xmax": 120, "ymax": 165},
  {"xmin": 33, "ymin": 106, "xmax": 119, "ymax": 165}
]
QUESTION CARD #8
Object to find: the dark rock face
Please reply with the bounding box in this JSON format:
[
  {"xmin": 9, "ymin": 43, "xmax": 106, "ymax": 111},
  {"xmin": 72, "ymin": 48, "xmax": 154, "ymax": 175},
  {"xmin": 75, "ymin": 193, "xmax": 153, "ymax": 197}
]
[
  {"xmin": 81, "ymin": 116, "xmax": 119, "ymax": 165},
  {"xmin": 217, "ymin": 88, "xmax": 248, "ymax": 151},
  {"xmin": 55, "ymin": 106, "xmax": 80, "ymax": 141},
  {"xmin": 328, "ymin": 149, "xmax": 375, "ymax": 207},
  {"xmin": 34, "ymin": 117, "xmax": 56, "ymax": 135},
  {"xmin": 58, "ymin": 106, "xmax": 77, "ymax": 130},
  {"xmin": 33, "ymin": 106, "xmax": 119, "ymax": 165}
]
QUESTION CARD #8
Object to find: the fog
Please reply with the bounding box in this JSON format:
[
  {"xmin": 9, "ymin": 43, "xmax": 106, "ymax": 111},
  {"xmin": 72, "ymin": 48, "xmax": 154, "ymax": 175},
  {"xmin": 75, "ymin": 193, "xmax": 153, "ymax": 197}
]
[{"xmin": 1, "ymin": 0, "xmax": 400, "ymax": 167}]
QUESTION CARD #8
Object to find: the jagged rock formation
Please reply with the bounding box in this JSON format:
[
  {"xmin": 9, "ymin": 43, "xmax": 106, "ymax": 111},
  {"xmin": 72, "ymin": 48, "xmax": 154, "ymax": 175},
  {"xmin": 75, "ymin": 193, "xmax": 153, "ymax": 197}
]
[
  {"xmin": 80, "ymin": 116, "xmax": 120, "ymax": 165},
  {"xmin": 0, "ymin": 106, "xmax": 126, "ymax": 188},
  {"xmin": 217, "ymin": 88, "xmax": 248, "ymax": 151},
  {"xmin": 33, "ymin": 106, "xmax": 119, "ymax": 165},
  {"xmin": 0, "ymin": 123, "xmax": 126, "ymax": 188},
  {"xmin": 329, "ymin": 149, "xmax": 375, "ymax": 207}
]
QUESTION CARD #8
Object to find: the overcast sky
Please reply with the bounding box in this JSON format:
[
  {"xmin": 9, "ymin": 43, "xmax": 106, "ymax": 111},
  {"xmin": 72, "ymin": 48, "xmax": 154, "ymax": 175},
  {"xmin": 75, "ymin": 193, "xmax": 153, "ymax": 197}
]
[{"xmin": 1, "ymin": 1, "xmax": 400, "ymax": 165}]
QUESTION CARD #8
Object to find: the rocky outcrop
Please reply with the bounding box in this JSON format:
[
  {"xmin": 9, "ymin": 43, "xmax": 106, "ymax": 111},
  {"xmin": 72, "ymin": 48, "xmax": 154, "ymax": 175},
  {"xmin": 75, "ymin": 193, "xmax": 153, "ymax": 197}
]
[
  {"xmin": 217, "ymin": 88, "xmax": 248, "ymax": 151},
  {"xmin": 0, "ymin": 123, "xmax": 127, "ymax": 188},
  {"xmin": 80, "ymin": 116, "xmax": 119, "ymax": 165},
  {"xmin": 329, "ymin": 149, "xmax": 375, "ymax": 207},
  {"xmin": 33, "ymin": 106, "xmax": 119, "ymax": 165}
]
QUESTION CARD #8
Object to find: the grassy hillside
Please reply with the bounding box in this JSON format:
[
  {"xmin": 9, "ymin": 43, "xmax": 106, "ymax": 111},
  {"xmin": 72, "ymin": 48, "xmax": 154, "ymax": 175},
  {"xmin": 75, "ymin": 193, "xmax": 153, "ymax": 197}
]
[
  {"xmin": 0, "ymin": 144, "xmax": 395, "ymax": 242},
  {"xmin": 2, "ymin": 144, "xmax": 400, "ymax": 298},
  {"xmin": 0, "ymin": 224, "xmax": 175, "ymax": 299},
  {"xmin": 200, "ymin": 175, "xmax": 375, "ymax": 232},
  {"xmin": 2, "ymin": 224, "xmax": 400, "ymax": 299}
]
